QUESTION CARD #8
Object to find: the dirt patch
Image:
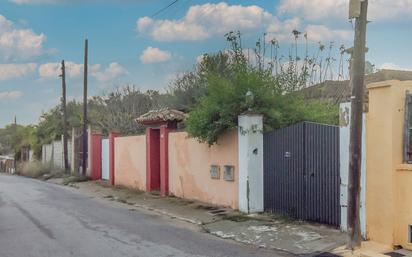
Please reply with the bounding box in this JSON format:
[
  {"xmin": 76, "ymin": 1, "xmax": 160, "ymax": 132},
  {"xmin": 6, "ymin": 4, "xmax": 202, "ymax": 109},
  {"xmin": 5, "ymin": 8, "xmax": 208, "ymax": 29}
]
[{"xmin": 223, "ymin": 213, "xmax": 254, "ymax": 222}]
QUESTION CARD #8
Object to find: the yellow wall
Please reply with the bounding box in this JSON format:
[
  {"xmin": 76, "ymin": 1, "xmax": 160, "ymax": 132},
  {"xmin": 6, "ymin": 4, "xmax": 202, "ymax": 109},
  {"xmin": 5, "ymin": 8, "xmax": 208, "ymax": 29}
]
[
  {"xmin": 366, "ymin": 80, "xmax": 412, "ymax": 249},
  {"xmin": 114, "ymin": 135, "xmax": 146, "ymax": 191},
  {"xmin": 168, "ymin": 130, "xmax": 239, "ymax": 209}
]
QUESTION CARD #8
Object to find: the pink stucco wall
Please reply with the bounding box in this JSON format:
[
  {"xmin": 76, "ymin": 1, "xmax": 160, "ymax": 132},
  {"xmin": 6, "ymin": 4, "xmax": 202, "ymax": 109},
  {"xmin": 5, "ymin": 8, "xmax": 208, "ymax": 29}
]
[
  {"xmin": 114, "ymin": 135, "xmax": 146, "ymax": 191},
  {"xmin": 168, "ymin": 130, "xmax": 239, "ymax": 209}
]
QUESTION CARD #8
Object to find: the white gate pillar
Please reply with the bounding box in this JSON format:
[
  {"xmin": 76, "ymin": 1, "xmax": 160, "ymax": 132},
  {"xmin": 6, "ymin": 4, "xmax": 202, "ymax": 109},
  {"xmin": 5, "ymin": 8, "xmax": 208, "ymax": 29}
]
[
  {"xmin": 238, "ymin": 114, "xmax": 264, "ymax": 213},
  {"xmin": 339, "ymin": 102, "xmax": 367, "ymax": 238}
]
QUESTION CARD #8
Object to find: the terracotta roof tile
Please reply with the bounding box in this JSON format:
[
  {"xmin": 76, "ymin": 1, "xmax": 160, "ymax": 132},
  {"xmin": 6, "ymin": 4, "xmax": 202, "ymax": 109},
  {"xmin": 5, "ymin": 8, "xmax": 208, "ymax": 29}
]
[{"xmin": 135, "ymin": 108, "xmax": 187, "ymax": 124}]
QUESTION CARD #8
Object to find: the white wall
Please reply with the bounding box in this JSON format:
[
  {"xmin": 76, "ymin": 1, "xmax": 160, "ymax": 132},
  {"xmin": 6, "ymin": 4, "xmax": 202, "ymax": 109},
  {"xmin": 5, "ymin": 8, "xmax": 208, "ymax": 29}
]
[
  {"xmin": 29, "ymin": 150, "xmax": 34, "ymax": 162},
  {"xmin": 238, "ymin": 114, "xmax": 264, "ymax": 213},
  {"xmin": 101, "ymin": 138, "xmax": 110, "ymax": 180},
  {"xmin": 67, "ymin": 140, "xmax": 72, "ymax": 168},
  {"xmin": 339, "ymin": 102, "xmax": 366, "ymax": 238},
  {"xmin": 42, "ymin": 139, "xmax": 72, "ymax": 169},
  {"xmin": 42, "ymin": 144, "xmax": 53, "ymax": 164},
  {"xmin": 52, "ymin": 140, "xmax": 63, "ymax": 168}
]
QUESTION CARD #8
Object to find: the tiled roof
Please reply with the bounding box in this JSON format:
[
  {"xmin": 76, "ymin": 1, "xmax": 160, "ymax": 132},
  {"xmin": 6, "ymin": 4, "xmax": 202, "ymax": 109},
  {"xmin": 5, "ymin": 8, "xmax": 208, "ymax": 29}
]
[{"xmin": 135, "ymin": 108, "xmax": 187, "ymax": 124}]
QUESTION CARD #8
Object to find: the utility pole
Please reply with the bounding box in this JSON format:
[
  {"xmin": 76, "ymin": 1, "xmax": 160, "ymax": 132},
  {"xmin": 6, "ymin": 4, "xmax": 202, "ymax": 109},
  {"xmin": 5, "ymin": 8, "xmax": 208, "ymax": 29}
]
[
  {"xmin": 13, "ymin": 115, "xmax": 17, "ymax": 169},
  {"xmin": 60, "ymin": 60, "xmax": 69, "ymax": 172},
  {"xmin": 82, "ymin": 39, "xmax": 88, "ymax": 176},
  {"xmin": 347, "ymin": 0, "xmax": 368, "ymax": 249}
]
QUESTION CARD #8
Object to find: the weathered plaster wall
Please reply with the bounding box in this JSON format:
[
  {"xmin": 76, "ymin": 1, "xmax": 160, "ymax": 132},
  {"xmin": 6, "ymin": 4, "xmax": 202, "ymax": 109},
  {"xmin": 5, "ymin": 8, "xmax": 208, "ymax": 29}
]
[
  {"xmin": 366, "ymin": 80, "xmax": 412, "ymax": 249},
  {"xmin": 114, "ymin": 135, "xmax": 146, "ymax": 191},
  {"xmin": 168, "ymin": 130, "xmax": 239, "ymax": 209}
]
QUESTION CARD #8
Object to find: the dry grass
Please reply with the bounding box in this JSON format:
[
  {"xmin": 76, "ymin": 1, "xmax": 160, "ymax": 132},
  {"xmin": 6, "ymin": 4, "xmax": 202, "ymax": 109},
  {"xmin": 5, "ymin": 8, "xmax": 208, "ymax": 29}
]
[{"xmin": 17, "ymin": 161, "xmax": 65, "ymax": 179}]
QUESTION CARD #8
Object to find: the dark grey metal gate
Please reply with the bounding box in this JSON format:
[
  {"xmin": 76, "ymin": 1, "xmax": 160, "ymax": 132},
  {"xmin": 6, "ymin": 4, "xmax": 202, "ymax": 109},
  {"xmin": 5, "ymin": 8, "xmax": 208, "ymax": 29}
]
[{"xmin": 264, "ymin": 122, "xmax": 340, "ymax": 226}]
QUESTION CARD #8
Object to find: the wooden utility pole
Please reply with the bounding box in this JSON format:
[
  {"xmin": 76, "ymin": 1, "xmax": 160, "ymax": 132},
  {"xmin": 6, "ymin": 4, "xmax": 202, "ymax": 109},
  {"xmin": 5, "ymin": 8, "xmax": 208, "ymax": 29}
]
[
  {"xmin": 347, "ymin": 0, "xmax": 368, "ymax": 249},
  {"xmin": 82, "ymin": 39, "xmax": 88, "ymax": 176},
  {"xmin": 61, "ymin": 60, "xmax": 69, "ymax": 172}
]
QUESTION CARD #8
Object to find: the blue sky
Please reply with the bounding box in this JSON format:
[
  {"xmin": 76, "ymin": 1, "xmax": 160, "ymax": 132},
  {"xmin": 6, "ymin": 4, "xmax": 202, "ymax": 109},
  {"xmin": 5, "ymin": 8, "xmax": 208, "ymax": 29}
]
[{"xmin": 0, "ymin": 0, "xmax": 411, "ymax": 127}]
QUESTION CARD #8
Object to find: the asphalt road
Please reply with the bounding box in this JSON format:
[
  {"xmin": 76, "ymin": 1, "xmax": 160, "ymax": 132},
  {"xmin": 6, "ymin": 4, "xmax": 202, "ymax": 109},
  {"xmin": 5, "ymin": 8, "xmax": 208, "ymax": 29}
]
[{"xmin": 0, "ymin": 174, "xmax": 293, "ymax": 257}]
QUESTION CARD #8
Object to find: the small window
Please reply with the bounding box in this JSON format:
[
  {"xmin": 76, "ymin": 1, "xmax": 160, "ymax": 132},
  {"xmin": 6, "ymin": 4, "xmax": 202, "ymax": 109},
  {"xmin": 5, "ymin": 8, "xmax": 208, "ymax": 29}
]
[
  {"xmin": 404, "ymin": 91, "xmax": 412, "ymax": 163},
  {"xmin": 223, "ymin": 165, "xmax": 235, "ymax": 182},
  {"xmin": 210, "ymin": 165, "xmax": 220, "ymax": 179}
]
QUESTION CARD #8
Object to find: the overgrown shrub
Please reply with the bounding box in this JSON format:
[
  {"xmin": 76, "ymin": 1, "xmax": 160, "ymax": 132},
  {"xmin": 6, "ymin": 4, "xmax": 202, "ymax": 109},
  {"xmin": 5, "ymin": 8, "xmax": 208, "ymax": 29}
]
[{"xmin": 186, "ymin": 32, "xmax": 338, "ymax": 145}]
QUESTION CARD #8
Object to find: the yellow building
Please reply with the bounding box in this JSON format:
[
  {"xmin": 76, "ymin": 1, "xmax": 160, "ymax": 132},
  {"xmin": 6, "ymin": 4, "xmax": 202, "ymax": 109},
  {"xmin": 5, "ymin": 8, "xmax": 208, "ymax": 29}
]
[{"xmin": 366, "ymin": 80, "xmax": 412, "ymax": 249}]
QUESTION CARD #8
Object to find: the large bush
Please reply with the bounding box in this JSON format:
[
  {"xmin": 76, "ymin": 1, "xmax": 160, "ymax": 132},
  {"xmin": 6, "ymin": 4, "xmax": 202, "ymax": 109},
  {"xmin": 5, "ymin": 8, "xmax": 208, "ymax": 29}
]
[{"xmin": 186, "ymin": 32, "xmax": 338, "ymax": 145}]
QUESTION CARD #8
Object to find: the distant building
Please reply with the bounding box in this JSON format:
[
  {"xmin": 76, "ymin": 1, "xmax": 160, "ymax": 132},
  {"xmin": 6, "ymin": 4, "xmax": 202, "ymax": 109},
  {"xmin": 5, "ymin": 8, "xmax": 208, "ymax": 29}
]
[
  {"xmin": 0, "ymin": 155, "xmax": 15, "ymax": 173},
  {"xmin": 301, "ymin": 69, "xmax": 412, "ymax": 104}
]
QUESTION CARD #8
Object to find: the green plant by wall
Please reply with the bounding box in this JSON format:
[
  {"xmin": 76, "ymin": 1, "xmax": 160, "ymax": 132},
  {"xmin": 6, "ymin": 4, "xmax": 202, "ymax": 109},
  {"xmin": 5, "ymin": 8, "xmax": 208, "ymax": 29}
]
[{"xmin": 185, "ymin": 32, "xmax": 338, "ymax": 145}]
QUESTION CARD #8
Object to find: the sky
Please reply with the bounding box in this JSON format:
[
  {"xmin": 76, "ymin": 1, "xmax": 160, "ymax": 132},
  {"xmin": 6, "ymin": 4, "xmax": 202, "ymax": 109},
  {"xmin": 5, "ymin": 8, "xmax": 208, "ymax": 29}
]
[{"xmin": 0, "ymin": 0, "xmax": 411, "ymax": 127}]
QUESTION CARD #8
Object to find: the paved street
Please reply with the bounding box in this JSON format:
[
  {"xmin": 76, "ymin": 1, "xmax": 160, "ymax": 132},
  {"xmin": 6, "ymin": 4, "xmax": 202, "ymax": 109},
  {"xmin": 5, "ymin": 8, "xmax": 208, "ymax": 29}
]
[{"xmin": 0, "ymin": 174, "xmax": 293, "ymax": 257}]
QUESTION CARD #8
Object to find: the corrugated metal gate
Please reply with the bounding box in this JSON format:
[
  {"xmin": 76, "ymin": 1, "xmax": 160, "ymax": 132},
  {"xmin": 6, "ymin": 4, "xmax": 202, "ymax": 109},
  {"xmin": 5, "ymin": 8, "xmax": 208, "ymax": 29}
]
[{"xmin": 264, "ymin": 122, "xmax": 340, "ymax": 226}]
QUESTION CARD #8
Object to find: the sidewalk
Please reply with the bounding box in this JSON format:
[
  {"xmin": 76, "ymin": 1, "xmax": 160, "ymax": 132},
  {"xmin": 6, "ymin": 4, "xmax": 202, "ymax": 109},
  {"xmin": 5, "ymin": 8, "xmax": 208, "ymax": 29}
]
[
  {"xmin": 49, "ymin": 178, "xmax": 346, "ymax": 256},
  {"xmin": 332, "ymin": 241, "xmax": 412, "ymax": 257}
]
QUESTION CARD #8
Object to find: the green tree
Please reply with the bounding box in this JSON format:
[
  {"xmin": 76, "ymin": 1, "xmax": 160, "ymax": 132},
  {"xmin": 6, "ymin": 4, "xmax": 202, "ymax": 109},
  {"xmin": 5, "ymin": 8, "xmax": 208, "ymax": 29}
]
[
  {"xmin": 89, "ymin": 86, "xmax": 168, "ymax": 135},
  {"xmin": 0, "ymin": 124, "xmax": 38, "ymax": 159},
  {"xmin": 35, "ymin": 100, "xmax": 82, "ymax": 146},
  {"xmin": 168, "ymin": 52, "xmax": 233, "ymax": 111}
]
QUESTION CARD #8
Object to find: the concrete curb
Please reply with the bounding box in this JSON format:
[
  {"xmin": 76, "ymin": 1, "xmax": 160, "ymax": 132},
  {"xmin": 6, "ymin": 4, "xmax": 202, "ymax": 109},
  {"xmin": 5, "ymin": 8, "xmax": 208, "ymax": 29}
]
[{"xmin": 132, "ymin": 203, "xmax": 203, "ymax": 226}]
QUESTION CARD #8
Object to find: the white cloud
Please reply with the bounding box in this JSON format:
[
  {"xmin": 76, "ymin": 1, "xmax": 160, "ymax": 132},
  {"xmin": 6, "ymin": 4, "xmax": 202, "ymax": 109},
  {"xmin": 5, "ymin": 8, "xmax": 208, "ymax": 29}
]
[
  {"xmin": 379, "ymin": 63, "xmax": 412, "ymax": 71},
  {"xmin": 266, "ymin": 17, "xmax": 303, "ymax": 42},
  {"xmin": 305, "ymin": 25, "xmax": 352, "ymax": 42},
  {"xmin": 92, "ymin": 62, "xmax": 127, "ymax": 82},
  {"xmin": 0, "ymin": 91, "xmax": 23, "ymax": 100},
  {"xmin": 0, "ymin": 15, "xmax": 46, "ymax": 60},
  {"xmin": 278, "ymin": 0, "xmax": 348, "ymax": 21},
  {"xmin": 137, "ymin": 2, "xmax": 352, "ymax": 44},
  {"xmin": 267, "ymin": 17, "xmax": 300, "ymax": 35},
  {"xmin": 266, "ymin": 18, "xmax": 352, "ymax": 43},
  {"xmin": 38, "ymin": 62, "xmax": 84, "ymax": 79},
  {"xmin": 277, "ymin": 0, "xmax": 412, "ymax": 22},
  {"xmin": 39, "ymin": 61, "xmax": 126, "ymax": 82},
  {"xmin": 140, "ymin": 47, "xmax": 171, "ymax": 64},
  {"xmin": 38, "ymin": 62, "xmax": 59, "ymax": 78},
  {"xmin": 137, "ymin": 3, "xmax": 278, "ymax": 42},
  {"xmin": 138, "ymin": 17, "xmax": 208, "ymax": 42},
  {"xmin": 0, "ymin": 63, "xmax": 37, "ymax": 81}
]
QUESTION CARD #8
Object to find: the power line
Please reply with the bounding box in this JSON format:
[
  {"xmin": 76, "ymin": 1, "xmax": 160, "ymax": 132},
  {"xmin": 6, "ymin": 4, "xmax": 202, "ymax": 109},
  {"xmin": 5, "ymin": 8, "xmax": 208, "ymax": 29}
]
[
  {"xmin": 151, "ymin": 0, "xmax": 180, "ymax": 18},
  {"xmin": 164, "ymin": 0, "xmax": 192, "ymax": 21}
]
